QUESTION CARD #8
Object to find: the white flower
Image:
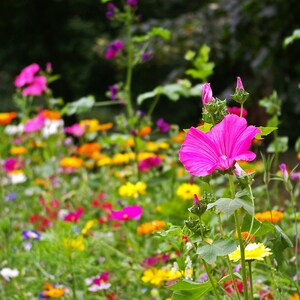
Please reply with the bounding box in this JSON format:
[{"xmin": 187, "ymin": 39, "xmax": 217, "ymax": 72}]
[
  {"xmin": 88, "ymin": 282, "xmax": 111, "ymax": 292},
  {"xmin": 4, "ymin": 124, "xmax": 24, "ymax": 135},
  {"xmin": 7, "ymin": 171, "xmax": 27, "ymax": 184},
  {"xmin": 0, "ymin": 268, "xmax": 19, "ymax": 281},
  {"xmin": 42, "ymin": 119, "xmax": 64, "ymax": 137}
]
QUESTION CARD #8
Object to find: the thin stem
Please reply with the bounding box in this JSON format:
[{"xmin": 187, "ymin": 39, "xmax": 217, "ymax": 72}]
[
  {"xmin": 202, "ymin": 259, "xmax": 220, "ymax": 300},
  {"xmin": 147, "ymin": 93, "xmax": 161, "ymax": 116},
  {"xmin": 93, "ymin": 100, "xmax": 125, "ymax": 107},
  {"xmin": 240, "ymin": 103, "xmax": 244, "ymax": 117},
  {"xmin": 248, "ymin": 261, "xmax": 254, "ymax": 300},
  {"xmin": 229, "ymin": 174, "xmax": 249, "ymax": 300},
  {"xmin": 245, "ymin": 184, "xmax": 255, "ymax": 243}
]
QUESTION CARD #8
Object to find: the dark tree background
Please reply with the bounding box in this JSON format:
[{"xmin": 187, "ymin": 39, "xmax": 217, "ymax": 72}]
[{"xmin": 0, "ymin": 0, "xmax": 300, "ymax": 142}]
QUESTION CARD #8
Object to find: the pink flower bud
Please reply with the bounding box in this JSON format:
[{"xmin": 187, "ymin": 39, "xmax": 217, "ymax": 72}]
[
  {"xmin": 236, "ymin": 77, "xmax": 244, "ymax": 89},
  {"xmin": 202, "ymin": 83, "xmax": 213, "ymax": 105}
]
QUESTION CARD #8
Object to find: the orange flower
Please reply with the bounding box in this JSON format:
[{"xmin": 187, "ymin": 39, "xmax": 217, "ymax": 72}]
[
  {"xmin": 0, "ymin": 112, "xmax": 17, "ymax": 125},
  {"xmin": 171, "ymin": 131, "xmax": 186, "ymax": 143},
  {"xmin": 255, "ymin": 210, "xmax": 284, "ymax": 223},
  {"xmin": 138, "ymin": 126, "xmax": 151, "ymax": 136},
  {"xmin": 297, "ymin": 152, "xmax": 300, "ymax": 160},
  {"xmin": 137, "ymin": 220, "xmax": 166, "ymax": 235},
  {"xmin": 98, "ymin": 122, "xmax": 113, "ymax": 131},
  {"xmin": 40, "ymin": 110, "xmax": 61, "ymax": 120},
  {"xmin": 10, "ymin": 146, "xmax": 27, "ymax": 155},
  {"xmin": 77, "ymin": 142, "xmax": 101, "ymax": 158},
  {"xmin": 238, "ymin": 231, "xmax": 256, "ymax": 242},
  {"xmin": 60, "ymin": 156, "xmax": 83, "ymax": 169}
]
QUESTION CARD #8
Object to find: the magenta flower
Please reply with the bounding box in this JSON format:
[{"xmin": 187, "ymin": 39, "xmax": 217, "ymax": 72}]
[
  {"xmin": 3, "ymin": 158, "xmax": 21, "ymax": 173},
  {"xmin": 24, "ymin": 115, "xmax": 46, "ymax": 133},
  {"xmin": 126, "ymin": 0, "xmax": 138, "ymax": 8},
  {"xmin": 109, "ymin": 205, "xmax": 143, "ymax": 221},
  {"xmin": 22, "ymin": 76, "xmax": 47, "ymax": 96},
  {"xmin": 228, "ymin": 106, "xmax": 248, "ymax": 117},
  {"xmin": 64, "ymin": 207, "xmax": 84, "ymax": 222},
  {"xmin": 202, "ymin": 83, "xmax": 214, "ymax": 105},
  {"xmin": 279, "ymin": 163, "xmax": 288, "ymax": 180},
  {"xmin": 156, "ymin": 118, "xmax": 170, "ymax": 133},
  {"xmin": 106, "ymin": 3, "xmax": 117, "ymax": 18},
  {"xmin": 64, "ymin": 123, "xmax": 85, "ymax": 137},
  {"xmin": 105, "ymin": 40, "xmax": 124, "ymax": 59},
  {"xmin": 14, "ymin": 63, "xmax": 40, "ymax": 88},
  {"xmin": 138, "ymin": 156, "xmax": 162, "ymax": 172},
  {"xmin": 236, "ymin": 76, "xmax": 244, "ymax": 89},
  {"xmin": 178, "ymin": 114, "xmax": 261, "ymax": 176}
]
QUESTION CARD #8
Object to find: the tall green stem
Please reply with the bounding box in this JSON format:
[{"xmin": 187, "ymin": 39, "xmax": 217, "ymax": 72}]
[
  {"xmin": 240, "ymin": 103, "xmax": 244, "ymax": 117},
  {"xmin": 248, "ymin": 261, "xmax": 253, "ymax": 300},
  {"xmin": 202, "ymin": 259, "xmax": 220, "ymax": 300},
  {"xmin": 229, "ymin": 174, "xmax": 249, "ymax": 300}
]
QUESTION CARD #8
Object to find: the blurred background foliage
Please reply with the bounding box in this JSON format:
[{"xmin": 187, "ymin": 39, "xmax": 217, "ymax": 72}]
[{"xmin": 1, "ymin": 0, "xmax": 300, "ymax": 142}]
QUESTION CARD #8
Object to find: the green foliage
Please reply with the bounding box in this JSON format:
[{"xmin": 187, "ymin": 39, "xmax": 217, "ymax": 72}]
[
  {"xmin": 133, "ymin": 27, "xmax": 171, "ymax": 42},
  {"xmin": 259, "ymin": 91, "xmax": 282, "ymax": 116},
  {"xmin": 185, "ymin": 45, "xmax": 215, "ymax": 81},
  {"xmin": 283, "ymin": 29, "xmax": 300, "ymax": 47},
  {"xmin": 61, "ymin": 96, "xmax": 95, "ymax": 115},
  {"xmin": 196, "ymin": 239, "xmax": 237, "ymax": 264},
  {"xmin": 255, "ymin": 126, "xmax": 277, "ymax": 140},
  {"xmin": 267, "ymin": 136, "xmax": 289, "ymax": 153}
]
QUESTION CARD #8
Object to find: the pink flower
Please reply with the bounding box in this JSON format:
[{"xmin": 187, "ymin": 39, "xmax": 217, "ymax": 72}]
[
  {"xmin": 22, "ymin": 76, "xmax": 47, "ymax": 96},
  {"xmin": 279, "ymin": 163, "xmax": 288, "ymax": 180},
  {"xmin": 228, "ymin": 106, "xmax": 248, "ymax": 117},
  {"xmin": 3, "ymin": 158, "xmax": 23, "ymax": 173},
  {"xmin": 64, "ymin": 123, "xmax": 85, "ymax": 137},
  {"xmin": 105, "ymin": 40, "xmax": 124, "ymax": 59},
  {"xmin": 138, "ymin": 156, "xmax": 162, "ymax": 172},
  {"xmin": 14, "ymin": 63, "xmax": 40, "ymax": 88},
  {"xmin": 202, "ymin": 83, "xmax": 213, "ymax": 105},
  {"xmin": 178, "ymin": 114, "xmax": 261, "ymax": 176},
  {"xmin": 24, "ymin": 115, "xmax": 46, "ymax": 132},
  {"xmin": 64, "ymin": 207, "xmax": 84, "ymax": 222},
  {"xmin": 109, "ymin": 205, "xmax": 143, "ymax": 221},
  {"xmin": 236, "ymin": 76, "xmax": 244, "ymax": 89}
]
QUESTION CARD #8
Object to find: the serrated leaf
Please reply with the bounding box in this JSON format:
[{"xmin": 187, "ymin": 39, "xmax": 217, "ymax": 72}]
[
  {"xmin": 255, "ymin": 126, "xmax": 277, "ymax": 140},
  {"xmin": 196, "ymin": 239, "xmax": 236, "ymax": 264},
  {"xmin": 196, "ymin": 123, "xmax": 212, "ymax": 132},
  {"xmin": 207, "ymin": 197, "xmax": 253, "ymax": 217},
  {"xmin": 267, "ymin": 136, "xmax": 289, "ymax": 153}
]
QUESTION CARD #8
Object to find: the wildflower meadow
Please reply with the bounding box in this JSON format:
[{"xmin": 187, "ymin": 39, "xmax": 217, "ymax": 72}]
[{"xmin": 0, "ymin": 1, "xmax": 300, "ymax": 300}]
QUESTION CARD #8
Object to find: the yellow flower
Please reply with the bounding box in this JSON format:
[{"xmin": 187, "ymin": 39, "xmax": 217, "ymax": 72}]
[
  {"xmin": 146, "ymin": 141, "xmax": 170, "ymax": 152},
  {"xmin": 64, "ymin": 236, "xmax": 85, "ymax": 251},
  {"xmin": 229, "ymin": 243, "xmax": 272, "ymax": 262},
  {"xmin": 176, "ymin": 183, "xmax": 200, "ymax": 200},
  {"xmin": 97, "ymin": 154, "xmax": 112, "ymax": 166},
  {"xmin": 141, "ymin": 268, "xmax": 182, "ymax": 287},
  {"xmin": 137, "ymin": 220, "xmax": 166, "ymax": 235},
  {"xmin": 81, "ymin": 220, "xmax": 96, "ymax": 235},
  {"xmin": 118, "ymin": 181, "xmax": 147, "ymax": 198},
  {"xmin": 255, "ymin": 210, "xmax": 284, "ymax": 223},
  {"xmin": 0, "ymin": 112, "xmax": 17, "ymax": 125},
  {"xmin": 10, "ymin": 146, "xmax": 27, "ymax": 155},
  {"xmin": 60, "ymin": 156, "xmax": 83, "ymax": 169},
  {"xmin": 79, "ymin": 119, "xmax": 100, "ymax": 132},
  {"xmin": 289, "ymin": 292, "xmax": 300, "ymax": 300},
  {"xmin": 112, "ymin": 153, "xmax": 133, "ymax": 165}
]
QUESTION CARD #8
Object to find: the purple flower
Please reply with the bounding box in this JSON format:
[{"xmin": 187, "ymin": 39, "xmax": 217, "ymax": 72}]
[
  {"xmin": 279, "ymin": 163, "xmax": 289, "ymax": 180},
  {"xmin": 109, "ymin": 85, "xmax": 118, "ymax": 100},
  {"xmin": 126, "ymin": 0, "xmax": 138, "ymax": 8},
  {"xmin": 22, "ymin": 230, "xmax": 41, "ymax": 240},
  {"xmin": 202, "ymin": 83, "xmax": 214, "ymax": 105},
  {"xmin": 156, "ymin": 118, "xmax": 170, "ymax": 133},
  {"xmin": 4, "ymin": 193, "xmax": 17, "ymax": 201},
  {"xmin": 109, "ymin": 205, "xmax": 143, "ymax": 221},
  {"xmin": 105, "ymin": 40, "xmax": 124, "ymax": 59},
  {"xmin": 141, "ymin": 51, "xmax": 152, "ymax": 62},
  {"xmin": 179, "ymin": 114, "xmax": 261, "ymax": 177},
  {"xmin": 106, "ymin": 2, "xmax": 117, "ymax": 18}
]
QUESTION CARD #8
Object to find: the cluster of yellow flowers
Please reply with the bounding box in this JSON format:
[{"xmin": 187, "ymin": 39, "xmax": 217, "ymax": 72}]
[
  {"xmin": 141, "ymin": 268, "xmax": 182, "ymax": 287},
  {"xmin": 176, "ymin": 183, "xmax": 200, "ymax": 200},
  {"xmin": 118, "ymin": 181, "xmax": 147, "ymax": 198}
]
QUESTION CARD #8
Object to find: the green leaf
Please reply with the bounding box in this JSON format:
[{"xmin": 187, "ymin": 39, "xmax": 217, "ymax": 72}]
[
  {"xmin": 137, "ymin": 88, "xmax": 161, "ymax": 105},
  {"xmin": 184, "ymin": 50, "xmax": 196, "ymax": 61},
  {"xmin": 266, "ymin": 115, "xmax": 279, "ymax": 127},
  {"xmin": 168, "ymin": 279, "xmax": 213, "ymax": 300},
  {"xmin": 241, "ymin": 214, "xmax": 275, "ymax": 237},
  {"xmin": 275, "ymin": 225, "xmax": 293, "ymax": 248},
  {"xmin": 196, "ymin": 239, "xmax": 236, "ymax": 264},
  {"xmin": 283, "ymin": 29, "xmax": 300, "ymax": 47},
  {"xmin": 196, "ymin": 123, "xmax": 213, "ymax": 132},
  {"xmin": 207, "ymin": 197, "xmax": 253, "ymax": 217},
  {"xmin": 295, "ymin": 137, "xmax": 300, "ymax": 152},
  {"xmin": 255, "ymin": 126, "xmax": 277, "ymax": 140},
  {"xmin": 133, "ymin": 27, "xmax": 171, "ymax": 43},
  {"xmin": 61, "ymin": 96, "xmax": 95, "ymax": 116},
  {"xmin": 267, "ymin": 136, "xmax": 289, "ymax": 153}
]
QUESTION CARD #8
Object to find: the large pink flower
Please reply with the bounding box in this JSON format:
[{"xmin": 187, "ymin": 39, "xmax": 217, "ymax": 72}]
[
  {"xmin": 22, "ymin": 76, "xmax": 47, "ymax": 96},
  {"xmin": 109, "ymin": 205, "xmax": 143, "ymax": 221},
  {"xmin": 24, "ymin": 115, "xmax": 46, "ymax": 132},
  {"xmin": 178, "ymin": 114, "xmax": 260, "ymax": 176}
]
